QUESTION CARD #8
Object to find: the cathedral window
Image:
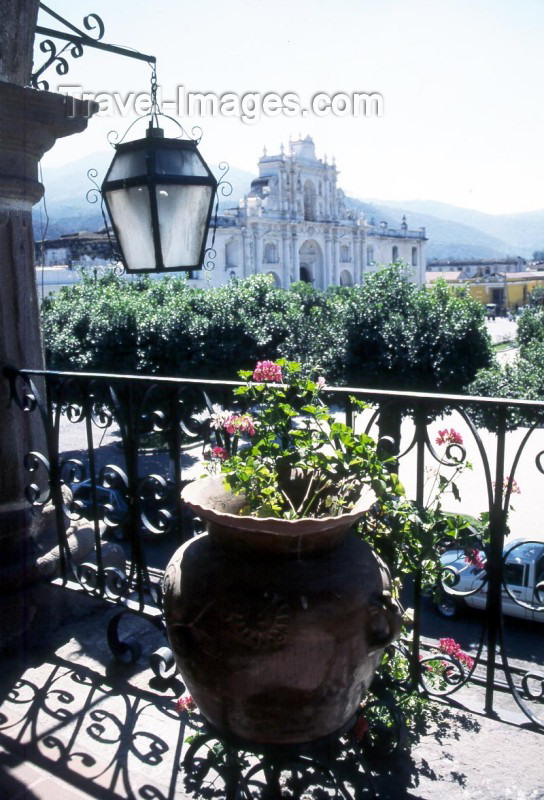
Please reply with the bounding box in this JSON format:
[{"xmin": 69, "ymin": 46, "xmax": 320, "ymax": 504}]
[
  {"xmin": 366, "ymin": 246, "xmax": 374, "ymax": 266},
  {"xmin": 412, "ymin": 247, "xmax": 418, "ymax": 267},
  {"xmin": 340, "ymin": 244, "xmax": 350, "ymax": 263},
  {"xmin": 392, "ymin": 245, "xmax": 399, "ymax": 263},
  {"xmin": 225, "ymin": 239, "xmax": 239, "ymax": 269},
  {"xmin": 264, "ymin": 242, "xmax": 279, "ymax": 264}
]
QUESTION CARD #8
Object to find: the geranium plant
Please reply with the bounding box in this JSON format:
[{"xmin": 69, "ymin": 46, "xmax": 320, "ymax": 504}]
[
  {"xmin": 206, "ymin": 359, "xmax": 394, "ymax": 519},
  {"xmin": 359, "ymin": 423, "xmax": 486, "ymax": 591}
]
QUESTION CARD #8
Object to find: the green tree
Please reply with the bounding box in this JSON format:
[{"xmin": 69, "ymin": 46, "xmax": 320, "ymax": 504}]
[
  {"xmin": 42, "ymin": 267, "xmax": 493, "ymax": 397},
  {"xmin": 517, "ymin": 306, "xmax": 544, "ymax": 348},
  {"xmin": 334, "ymin": 268, "xmax": 492, "ymax": 393},
  {"xmin": 528, "ymin": 285, "xmax": 544, "ymax": 307},
  {"xmin": 468, "ymin": 296, "xmax": 544, "ymax": 428}
]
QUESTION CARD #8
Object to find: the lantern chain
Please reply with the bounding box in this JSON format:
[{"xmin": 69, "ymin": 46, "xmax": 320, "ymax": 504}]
[{"xmin": 150, "ymin": 63, "xmax": 160, "ymax": 127}]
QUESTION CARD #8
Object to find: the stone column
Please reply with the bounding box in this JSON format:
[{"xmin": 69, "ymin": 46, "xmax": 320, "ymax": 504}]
[
  {"xmin": 291, "ymin": 227, "xmax": 300, "ymax": 282},
  {"xmin": 330, "ymin": 167, "xmax": 338, "ymax": 221},
  {"xmin": 0, "ymin": 1, "xmax": 98, "ymax": 644},
  {"xmin": 354, "ymin": 229, "xmax": 364, "ymax": 284},
  {"xmin": 253, "ymin": 228, "xmax": 263, "ymax": 274},
  {"xmin": 351, "ymin": 231, "xmax": 357, "ymax": 285},
  {"xmin": 331, "ymin": 230, "xmax": 339, "ymax": 286},
  {"xmin": 324, "ymin": 233, "xmax": 332, "ymax": 287},
  {"xmin": 323, "ymin": 176, "xmax": 330, "ymax": 220},
  {"xmin": 282, "ymin": 232, "xmax": 291, "ymax": 287},
  {"xmin": 241, "ymin": 227, "xmax": 251, "ymax": 277},
  {"xmin": 419, "ymin": 241, "xmax": 426, "ymax": 287}
]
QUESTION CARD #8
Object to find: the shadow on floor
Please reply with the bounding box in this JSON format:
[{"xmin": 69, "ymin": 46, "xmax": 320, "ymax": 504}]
[
  {"xmin": 0, "ymin": 644, "xmax": 473, "ymax": 800},
  {"xmin": 0, "ymin": 653, "xmax": 186, "ymax": 800}
]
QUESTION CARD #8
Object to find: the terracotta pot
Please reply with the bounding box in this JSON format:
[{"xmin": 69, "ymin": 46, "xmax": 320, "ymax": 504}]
[{"xmin": 162, "ymin": 475, "xmax": 401, "ymax": 745}]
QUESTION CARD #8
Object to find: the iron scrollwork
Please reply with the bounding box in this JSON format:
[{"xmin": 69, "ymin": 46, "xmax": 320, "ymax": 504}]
[
  {"xmin": 5, "ymin": 363, "xmax": 544, "ymax": 730},
  {"xmin": 181, "ymin": 712, "xmax": 378, "ymax": 799},
  {"xmin": 203, "ymin": 162, "xmax": 233, "ymax": 272},
  {"xmin": 31, "ymin": 6, "xmax": 105, "ymax": 90},
  {"xmin": 31, "ymin": 3, "xmax": 155, "ymax": 91}
]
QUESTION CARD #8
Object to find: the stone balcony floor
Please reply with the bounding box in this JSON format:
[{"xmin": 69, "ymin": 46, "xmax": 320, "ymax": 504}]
[{"xmin": 1, "ymin": 585, "xmax": 543, "ymax": 800}]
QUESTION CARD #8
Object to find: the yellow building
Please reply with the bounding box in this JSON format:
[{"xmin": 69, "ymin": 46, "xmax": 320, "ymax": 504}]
[{"xmin": 426, "ymin": 269, "xmax": 544, "ymax": 311}]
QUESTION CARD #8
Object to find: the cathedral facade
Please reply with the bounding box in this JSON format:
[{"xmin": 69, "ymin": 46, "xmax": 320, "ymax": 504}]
[{"xmin": 192, "ymin": 135, "xmax": 427, "ymax": 289}]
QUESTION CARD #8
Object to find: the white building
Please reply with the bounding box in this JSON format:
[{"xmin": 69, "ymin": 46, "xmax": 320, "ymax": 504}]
[
  {"xmin": 191, "ymin": 135, "xmax": 427, "ymax": 289},
  {"xmin": 426, "ymin": 257, "xmax": 527, "ymax": 278}
]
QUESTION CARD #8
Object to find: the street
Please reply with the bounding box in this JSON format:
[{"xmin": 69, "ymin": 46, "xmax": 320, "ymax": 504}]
[{"xmin": 418, "ymin": 591, "xmax": 544, "ymax": 668}]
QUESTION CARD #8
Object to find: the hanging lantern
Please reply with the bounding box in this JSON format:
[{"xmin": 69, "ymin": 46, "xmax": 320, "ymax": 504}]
[{"xmin": 101, "ymin": 124, "xmax": 217, "ymax": 273}]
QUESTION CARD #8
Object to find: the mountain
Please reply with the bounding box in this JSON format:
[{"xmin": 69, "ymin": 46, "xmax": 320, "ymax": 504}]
[
  {"xmin": 370, "ymin": 198, "xmax": 544, "ymax": 258},
  {"xmin": 34, "ymin": 153, "xmax": 544, "ymax": 260},
  {"xmin": 344, "ymin": 197, "xmax": 517, "ymax": 260}
]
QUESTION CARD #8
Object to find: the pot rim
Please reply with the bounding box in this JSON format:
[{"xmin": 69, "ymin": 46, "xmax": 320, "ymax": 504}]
[{"xmin": 181, "ymin": 474, "xmax": 377, "ymax": 538}]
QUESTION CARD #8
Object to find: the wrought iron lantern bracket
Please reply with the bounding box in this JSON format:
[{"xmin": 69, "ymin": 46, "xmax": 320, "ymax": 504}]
[
  {"xmin": 31, "ymin": 2, "xmax": 156, "ymax": 90},
  {"xmin": 33, "ymin": 3, "xmax": 232, "ymax": 275}
]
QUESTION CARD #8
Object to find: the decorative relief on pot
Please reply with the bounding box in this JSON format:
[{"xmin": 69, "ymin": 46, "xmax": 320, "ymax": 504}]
[{"xmin": 220, "ymin": 595, "xmax": 289, "ymax": 651}]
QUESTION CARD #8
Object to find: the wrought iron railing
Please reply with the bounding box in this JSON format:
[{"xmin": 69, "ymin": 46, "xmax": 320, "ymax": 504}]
[{"xmin": 5, "ymin": 366, "xmax": 544, "ymax": 729}]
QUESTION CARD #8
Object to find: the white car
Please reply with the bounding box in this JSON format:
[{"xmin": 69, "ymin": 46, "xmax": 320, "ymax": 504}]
[{"xmin": 436, "ymin": 539, "xmax": 544, "ymax": 622}]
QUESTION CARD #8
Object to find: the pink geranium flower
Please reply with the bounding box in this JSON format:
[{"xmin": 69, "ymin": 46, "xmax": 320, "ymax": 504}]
[
  {"xmin": 438, "ymin": 638, "xmax": 474, "ymax": 670},
  {"xmin": 494, "ymin": 476, "xmax": 521, "ymax": 495},
  {"xmin": 253, "ymin": 360, "xmax": 283, "ymax": 383},
  {"xmin": 224, "ymin": 413, "xmax": 256, "ymax": 437},
  {"xmin": 438, "ymin": 637, "xmax": 461, "ymax": 657},
  {"xmin": 435, "ymin": 428, "xmax": 463, "ymax": 447},
  {"xmin": 175, "ymin": 695, "xmax": 196, "ymax": 713}
]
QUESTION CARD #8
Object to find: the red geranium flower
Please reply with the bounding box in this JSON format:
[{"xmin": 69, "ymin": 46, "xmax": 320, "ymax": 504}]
[
  {"xmin": 352, "ymin": 715, "xmax": 369, "ymax": 741},
  {"xmin": 211, "ymin": 446, "xmax": 228, "ymax": 461},
  {"xmin": 464, "ymin": 548, "xmax": 486, "ymax": 570}
]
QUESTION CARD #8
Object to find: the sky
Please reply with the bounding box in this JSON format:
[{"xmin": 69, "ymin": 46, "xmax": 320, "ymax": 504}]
[{"xmin": 37, "ymin": 0, "xmax": 544, "ymax": 215}]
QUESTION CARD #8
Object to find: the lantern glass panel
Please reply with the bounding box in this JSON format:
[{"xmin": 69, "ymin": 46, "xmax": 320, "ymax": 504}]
[
  {"xmin": 155, "ymin": 148, "xmax": 209, "ymax": 177},
  {"xmin": 156, "ymin": 184, "xmax": 213, "ymax": 268},
  {"xmin": 107, "ymin": 150, "xmax": 148, "ymax": 181},
  {"xmin": 107, "ymin": 185, "xmax": 155, "ymax": 271}
]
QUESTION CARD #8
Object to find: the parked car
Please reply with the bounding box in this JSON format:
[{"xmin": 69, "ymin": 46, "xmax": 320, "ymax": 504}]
[
  {"xmin": 69, "ymin": 480, "xmax": 129, "ymax": 526},
  {"xmin": 436, "ymin": 539, "xmax": 544, "ymax": 622},
  {"xmin": 485, "ymin": 303, "xmax": 497, "ymax": 320}
]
